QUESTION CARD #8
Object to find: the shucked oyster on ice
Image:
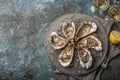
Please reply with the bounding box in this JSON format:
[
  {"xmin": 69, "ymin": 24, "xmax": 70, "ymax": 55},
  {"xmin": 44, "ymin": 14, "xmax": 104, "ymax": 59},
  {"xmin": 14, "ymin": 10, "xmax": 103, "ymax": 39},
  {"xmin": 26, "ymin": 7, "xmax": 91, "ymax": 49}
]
[
  {"xmin": 77, "ymin": 46, "xmax": 92, "ymax": 69},
  {"xmin": 62, "ymin": 22, "xmax": 76, "ymax": 40},
  {"xmin": 49, "ymin": 19, "xmax": 102, "ymax": 70},
  {"xmin": 75, "ymin": 20, "xmax": 97, "ymax": 41},
  {"xmin": 78, "ymin": 35, "xmax": 102, "ymax": 51},
  {"xmin": 49, "ymin": 32, "xmax": 67, "ymax": 49},
  {"xmin": 58, "ymin": 45, "xmax": 74, "ymax": 67}
]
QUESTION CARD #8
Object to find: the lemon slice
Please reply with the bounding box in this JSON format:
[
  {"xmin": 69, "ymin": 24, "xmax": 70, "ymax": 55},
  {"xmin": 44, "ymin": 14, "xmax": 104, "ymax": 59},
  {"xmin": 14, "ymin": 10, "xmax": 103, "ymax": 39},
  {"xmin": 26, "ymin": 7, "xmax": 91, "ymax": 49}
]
[{"xmin": 109, "ymin": 31, "xmax": 120, "ymax": 44}]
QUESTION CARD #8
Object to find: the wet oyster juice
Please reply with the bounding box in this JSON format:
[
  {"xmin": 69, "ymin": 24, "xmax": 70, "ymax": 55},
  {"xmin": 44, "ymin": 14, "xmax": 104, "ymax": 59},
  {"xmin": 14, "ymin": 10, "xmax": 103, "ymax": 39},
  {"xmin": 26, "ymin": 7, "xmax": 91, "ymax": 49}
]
[{"xmin": 108, "ymin": 6, "xmax": 120, "ymax": 21}]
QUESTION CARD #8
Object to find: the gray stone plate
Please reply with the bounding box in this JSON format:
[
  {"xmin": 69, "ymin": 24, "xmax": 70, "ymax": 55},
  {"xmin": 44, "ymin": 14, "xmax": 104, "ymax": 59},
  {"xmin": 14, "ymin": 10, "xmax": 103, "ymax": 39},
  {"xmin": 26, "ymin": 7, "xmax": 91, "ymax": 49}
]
[{"xmin": 44, "ymin": 14, "xmax": 108, "ymax": 75}]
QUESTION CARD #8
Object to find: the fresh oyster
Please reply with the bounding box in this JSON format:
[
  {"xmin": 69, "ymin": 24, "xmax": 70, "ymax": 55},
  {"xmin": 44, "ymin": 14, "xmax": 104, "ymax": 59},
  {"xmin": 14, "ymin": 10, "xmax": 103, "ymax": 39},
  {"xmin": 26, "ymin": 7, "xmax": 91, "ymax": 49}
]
[
  {"xmin": 58, "ymin": 45, "xmax": 74, "ymax": 67},
  {"xmin": 49, "ymin": 19, "xmax": 102, "ymax": 70},
  {"xmin": 75, "ymin": 20, "xmax": 97, "ymax": 41},
  {"xmin": 50, "ymin": 32, "xmax": 67, "ymax": 49},
  {"xmin": 78, "ymin": 35, "xmax": 102, "ymax": 51},
  {"xmin": 77, "ymin": 47, "xmax": 92, "ymax": 69},
  {"xmin": 62, "ymin": 22, "xmax": 76, "ymax": 40}
]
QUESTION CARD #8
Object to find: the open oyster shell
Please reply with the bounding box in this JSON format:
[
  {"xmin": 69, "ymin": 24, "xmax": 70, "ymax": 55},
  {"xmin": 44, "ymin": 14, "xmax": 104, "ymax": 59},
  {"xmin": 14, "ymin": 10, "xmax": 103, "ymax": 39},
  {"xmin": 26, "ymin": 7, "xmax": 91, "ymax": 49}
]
[
  {"xmin": 75, "ymin": 20, "xmax": 97, "ymax": 41},
  {"xmin": 78, "ymin": 35, "xmax": 102, "ymax": 51},
  {"xmin": 58, "ymin": 44, "xmax": 74, "ymax": 67},
  {"xmin": 49, "ymin": 32, "xmax": 67, "ymax": 49},
  {"xmin": 62, "ymin": 22, "xmax": 76, "ymax": 40},
  {"xmin": 77, "ymin": 47, "xmax": 92, "ymax": 69}
]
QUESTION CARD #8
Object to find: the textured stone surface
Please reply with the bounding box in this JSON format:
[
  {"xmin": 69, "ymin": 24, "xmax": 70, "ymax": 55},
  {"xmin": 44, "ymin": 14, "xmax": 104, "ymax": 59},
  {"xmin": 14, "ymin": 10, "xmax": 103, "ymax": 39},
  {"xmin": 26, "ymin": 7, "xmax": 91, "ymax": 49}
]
[{"xmin": 0, "ymin": 0, "xmax": 119, "ymax": 80}]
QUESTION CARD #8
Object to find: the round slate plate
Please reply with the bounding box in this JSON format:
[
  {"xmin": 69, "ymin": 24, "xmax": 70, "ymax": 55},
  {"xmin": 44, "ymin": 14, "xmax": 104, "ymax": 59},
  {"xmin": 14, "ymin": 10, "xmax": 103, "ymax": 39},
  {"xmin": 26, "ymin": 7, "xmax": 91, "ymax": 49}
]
[{"xmin": 44, "ymin": 14, "xmax": 108, "ymax": 75}]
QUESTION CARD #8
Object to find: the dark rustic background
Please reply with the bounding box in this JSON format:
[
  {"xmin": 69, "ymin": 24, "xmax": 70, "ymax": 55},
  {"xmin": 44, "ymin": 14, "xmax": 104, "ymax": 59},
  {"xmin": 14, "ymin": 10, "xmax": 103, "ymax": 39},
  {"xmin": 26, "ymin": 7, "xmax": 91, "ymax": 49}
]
[{"xmin": 0, "ymin": 0, "xmax": 120, "ymax": 80}]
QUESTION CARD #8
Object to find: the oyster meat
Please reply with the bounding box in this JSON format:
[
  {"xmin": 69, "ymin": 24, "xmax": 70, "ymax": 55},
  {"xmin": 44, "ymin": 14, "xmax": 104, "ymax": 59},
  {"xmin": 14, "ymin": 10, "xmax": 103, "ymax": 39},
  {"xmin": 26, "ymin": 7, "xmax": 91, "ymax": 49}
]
[
  {"xmin": 62, "ymin": 22, "xmax": 76, "ymax": 40},
  {"xmin": 77, "ymin": 47, "xmax": 92, "ymax": 69},
  {"xmin": 75, "ymin": 20, "xmax": 97, "ymax": 41},
  {"xmin": 58, "ymin": 45, "xmax": 74, "ymax": 67},
  {"xmin": 78, "ymin": 35, "xmax": 102, "ymax": 51},
  {"xmin": 49, "ymin": 32, "xmax": 67, "ymax": 49}
]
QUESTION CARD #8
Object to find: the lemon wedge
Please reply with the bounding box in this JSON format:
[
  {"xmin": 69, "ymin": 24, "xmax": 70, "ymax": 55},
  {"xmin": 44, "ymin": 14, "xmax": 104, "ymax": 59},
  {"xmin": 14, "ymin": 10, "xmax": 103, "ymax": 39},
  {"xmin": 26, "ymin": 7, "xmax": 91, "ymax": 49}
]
[{"xmin": 109, "ymin": 31, "xmax": 120, "ymax": 44}]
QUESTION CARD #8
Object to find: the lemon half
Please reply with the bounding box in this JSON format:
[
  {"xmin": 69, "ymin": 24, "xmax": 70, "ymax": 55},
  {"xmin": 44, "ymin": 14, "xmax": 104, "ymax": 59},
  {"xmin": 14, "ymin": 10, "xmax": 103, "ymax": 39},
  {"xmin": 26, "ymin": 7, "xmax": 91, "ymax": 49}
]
[{"xmin": 109, "ymin": 31, "xmax": 120, "ymax": 44}]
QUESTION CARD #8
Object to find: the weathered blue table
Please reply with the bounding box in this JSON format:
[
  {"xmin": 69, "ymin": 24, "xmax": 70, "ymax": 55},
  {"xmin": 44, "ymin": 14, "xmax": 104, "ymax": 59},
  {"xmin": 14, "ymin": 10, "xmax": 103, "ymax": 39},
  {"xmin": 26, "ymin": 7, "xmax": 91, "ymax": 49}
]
[{"xmin": 0, "ymin": 0, "xmax": 120, "ymax": 80}]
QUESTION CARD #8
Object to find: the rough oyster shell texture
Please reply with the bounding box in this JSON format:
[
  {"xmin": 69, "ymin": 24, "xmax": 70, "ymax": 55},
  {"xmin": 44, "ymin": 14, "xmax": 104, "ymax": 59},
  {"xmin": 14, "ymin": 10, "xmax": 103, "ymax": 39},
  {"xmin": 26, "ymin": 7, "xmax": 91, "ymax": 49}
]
[
  {"xmin": 49, "ymin": 32, "xmax": 67, "ymax": 49},
  {"xmin": 77, "ymin": 47, "xmax": 93, "ymax": 69},
  {"xmin": 78, "ymin": 35, "xmax": 102, "ymax": 51},
  {"xmin": 62, "ymin": 21, "xmax": 76, "ymax": 40},
  {"xmin": 58, "ymin": 45, "xmax": 74, "ymax": 67},
  {"xmin": 75, "ymin": 20, "xmax": 97, "ymax": 41}
]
